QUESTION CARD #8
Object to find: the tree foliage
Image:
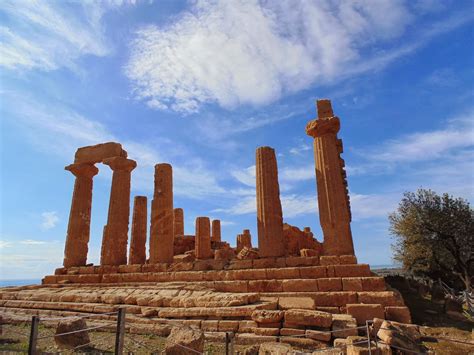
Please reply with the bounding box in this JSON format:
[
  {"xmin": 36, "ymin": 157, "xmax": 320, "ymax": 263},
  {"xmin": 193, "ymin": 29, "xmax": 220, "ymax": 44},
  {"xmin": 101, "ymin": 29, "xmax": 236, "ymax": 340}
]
[{"xmin": 390, "ymin": 189, "xmax": 473, "ymax": 291}]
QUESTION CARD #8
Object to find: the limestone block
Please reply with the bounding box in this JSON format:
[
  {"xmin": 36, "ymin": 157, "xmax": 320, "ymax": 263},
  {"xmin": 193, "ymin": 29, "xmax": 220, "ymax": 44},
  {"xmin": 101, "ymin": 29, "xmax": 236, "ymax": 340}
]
[
  {"xmin": 282, "ymin": 279, "xmax": 318, "ymax": 292},
  {"xmin": 266, "ymin": 267, "xmax": 300, "ymax": 279},
  {"xmin": 237, "ymin": 246, "xmax": 259, "ymax": 260},
  {"xmin": 300, "ymin": 266, "xmax": 327, "ymax": 278},
  {"xmin": 254, "ymin": 327, "xmax": 280, "ymax": 336},
  {"xmin": 377, "ymin": 320, "xmax": 423, "ymax": 353},
  {"xmin": 248, "ymin": 280, "xmax": 282, "ymax": 293},
  {"xmin": 318, "ymin": 278, "xmax": 342, "ymax": 292},
  {"xmin": 239, "ymin": 320, "xmax": 258, "ymax": 333},
  {"xmin": 360, "ymin": 277, "xmax": 386, "ymax": 291},
  {"xmin": 218, "ymin": 320, "xmax": 240, "ymax": 332},
  {"xmin": 74, "ymin": 142, "xmax": 126, "ymax": 164},
  {"xmin": 280, "ymin": 328, "xmax": 305, "ymax": 336},
  {"xmin": 258, "ymin": 342, "xmax": 292, "ymax": 354},
  {"xmin": 305, "ymin": 329, "xmax": 331, "ymax": 342},
  {"xmin": 278, "ymin": 297, "xmax": 315, "ymax": 310},
  {"xmin": 201, "ymin": 320, "xmax": 219, "ymax": 332},
  {"xmin": 253, "ymin": 258, "xmax": 277, "ymax": 269},
  {"xmin": 339, "ymin": 255, "xmax": 358, "ymax": 264},
  {"xmin": 333, "ymin": 264, "xmax": 371, "ymax": 277},
  {"xmin": 251, "ymin": 310, "xmax": 284, "ymax": 324},
  {"xmin": 284, "ymin": 309, "xmax": 332, "ymax": 327},
  {"xmin": 320, "ymin": 256, "xmax": 340, "ymax": 265},
  {"xmin": 385, "ymin": 306, "xmax": 411, "ymax": 324},
  {"xmin": 300, "ymin": 249, "xmax": 319, "ymax": 257},
  {"xmin": 54, "ymin": 318, "xmax": 90, "ymax": 349},
  {"xmin": 214, "ymin": 248, "xmax": 236, "ymax": 261},
  {"xmin": 331, "ymin": 314, "xmax": 358, "ymax": 338},
  {"xmin": 165, "ymin": 326, "xmax": 204, "ymax": 355},
  {"xmin": 346, "ymin": 304, "xmax": 384, "ymax": 325},
  {"xmin": 342, "ymin": 278, "xmax": 363, "ymax": 291},
  {"xmin": 313, "ymin": 292, "xmax": 357, "ymax": 307},
  {"xmin": 357, "ymin": 292, "xmax": 404, "ymax": 306}
]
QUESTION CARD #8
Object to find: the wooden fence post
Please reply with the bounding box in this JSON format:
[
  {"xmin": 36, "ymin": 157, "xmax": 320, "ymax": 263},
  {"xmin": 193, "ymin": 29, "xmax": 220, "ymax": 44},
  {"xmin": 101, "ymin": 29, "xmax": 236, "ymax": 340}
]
[
  {"xmin": 28, "ymin": 315, "xmax": 39, "ymax": 355},
  {"xmin": 115, "ymin": 308, "xmax": 126, "ymax": 355}
]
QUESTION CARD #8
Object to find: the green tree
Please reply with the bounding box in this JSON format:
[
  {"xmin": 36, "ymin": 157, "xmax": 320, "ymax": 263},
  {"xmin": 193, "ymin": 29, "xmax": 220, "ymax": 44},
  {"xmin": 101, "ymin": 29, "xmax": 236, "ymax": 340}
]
[{"xmin": 390, "ymin": 189, "xmax": 473, "ymax": 291}]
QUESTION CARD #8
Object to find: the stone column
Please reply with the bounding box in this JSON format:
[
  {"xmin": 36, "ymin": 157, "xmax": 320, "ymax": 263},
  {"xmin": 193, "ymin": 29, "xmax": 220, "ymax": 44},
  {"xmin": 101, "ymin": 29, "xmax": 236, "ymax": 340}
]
[
  {"xmin": 211, "ymin": 219, "xmax": 221, "ymax": 242},
  {"xmin": 195, "ymin": 217, "xmax": 212, "ymax": 259},
  {"xmin": 174, "ymin": 208, "xmax": 184, "ymax": 237},
  {"xmin": 149, "ymin": 164, "xmax": 174, "ymax": 263},
  {"xmin": 63, "ymin": 163, "xmax": 99, "ymax": 267},
  {"xmin": 256, "ymin": 146, "xmax": 286, "ymax": 257},
  {"xmin": 129, "ymin": 196, "xmax": 147, "ymax": 265},
  {"xmin": 306, "ymin": 99, "xmax": 354, "ymax": 255},
  {"xmin": 236, "ymin": 230, "xmax": 252, "ymax": 253},
  {"xmin": 100, "ymin": 157, "xmax": 137, "ymax": 265}
]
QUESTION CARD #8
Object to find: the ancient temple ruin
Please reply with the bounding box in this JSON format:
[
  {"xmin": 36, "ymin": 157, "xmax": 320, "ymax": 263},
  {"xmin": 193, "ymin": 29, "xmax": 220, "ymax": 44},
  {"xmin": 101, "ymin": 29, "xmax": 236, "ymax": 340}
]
[{"xmin": 0, "ymin": 99, "xmax": 411, "ymax": 345}]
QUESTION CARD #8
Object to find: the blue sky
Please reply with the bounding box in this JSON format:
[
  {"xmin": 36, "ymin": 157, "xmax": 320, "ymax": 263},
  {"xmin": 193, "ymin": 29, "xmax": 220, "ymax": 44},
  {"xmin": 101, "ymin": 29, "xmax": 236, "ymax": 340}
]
[{"xmin": 1, "ymin": 0, "xmax": 473, "ymax": 280}]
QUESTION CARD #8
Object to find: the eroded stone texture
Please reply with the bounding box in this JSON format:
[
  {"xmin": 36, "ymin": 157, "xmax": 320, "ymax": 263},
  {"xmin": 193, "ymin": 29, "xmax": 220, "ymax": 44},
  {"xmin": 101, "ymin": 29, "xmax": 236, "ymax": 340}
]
[
  {"xmin": 283, "ymin": 223, "xmax": 322, "ymax": 256},
  {"xmin": 211, "ymin": 219, "xmax": 221, "ymax": 243},
  {"xmin": 237, "ymin": 230, "xmax": 252, "ymax": 252},
  {"xmin": 129, "ymin": 196, "xmax": 147, "ymax": 265},
  {"xmin": 74, "ymin": 142, "xmax": 127, "ymax": 164},
  {"xmin": 63, "ymin": 163, "xmax": 99, "ymax": 267},
  {"xmin": 256, "ymin": 147, "xmax": 285, "ymax": 257},
  {"xmin": 150, "ymin": 164, "xmax": 174, "ymax": 263},
  {"xmin": 100, "ymin": 157, "xmax": 137, "ymax": 265},
  {"xmin": 195, "ymin": 217, "xmax": 212, "ymax": 259},
  {"xmin": 306, "ymin": 100, "xmax": 354, "ymax": 256},
  {"xmin": 174, "ymin": 208, "xmax": 184, "ymax": 237}
]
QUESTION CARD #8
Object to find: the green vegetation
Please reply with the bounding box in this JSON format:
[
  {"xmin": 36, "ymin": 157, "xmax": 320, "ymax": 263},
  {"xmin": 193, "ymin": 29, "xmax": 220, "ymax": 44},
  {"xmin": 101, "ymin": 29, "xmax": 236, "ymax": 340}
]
[{"xmin": 390, "ymin": 189, "xmax": 473, "ymax": 291}]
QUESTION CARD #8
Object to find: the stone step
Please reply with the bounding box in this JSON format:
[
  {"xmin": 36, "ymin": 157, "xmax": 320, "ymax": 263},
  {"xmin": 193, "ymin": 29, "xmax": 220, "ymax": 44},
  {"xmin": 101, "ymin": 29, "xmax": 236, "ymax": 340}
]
[{"xmin": 43, "ymin": 264, "xmax": 372, "ymax": 285}]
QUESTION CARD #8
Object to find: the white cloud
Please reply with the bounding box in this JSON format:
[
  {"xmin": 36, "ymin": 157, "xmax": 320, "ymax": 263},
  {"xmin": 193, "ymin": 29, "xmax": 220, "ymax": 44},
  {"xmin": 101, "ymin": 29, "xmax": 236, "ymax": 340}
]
[
  {"xmin": 0, "ymin": 241, "xmax": 12, "ymax": 248},
  {"xmin": 350, "ymin": 193, "xmax": 399, "ymax": 220},
  {"xmin": 124, "ymin": 0, "xmax": 474, "ymax": 113},
  {"xmin": 40, "ymin": 211, "xmax": 59, "ymax": 230},
  {"xmin": 0, "ymin": 1, "xmax": 118, "ymax": 72},
  {"xmin": 289, "ymin": 143, "xmax": 312, "ymax": 156},
  {"xmin": 20, "ymin": 239, "xmax": 48, "ymax": 245}
]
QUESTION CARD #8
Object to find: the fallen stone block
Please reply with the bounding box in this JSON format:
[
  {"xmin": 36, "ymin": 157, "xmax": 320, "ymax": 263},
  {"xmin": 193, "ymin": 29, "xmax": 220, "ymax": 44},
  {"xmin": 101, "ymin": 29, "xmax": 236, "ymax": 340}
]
[
  {"xmin": 251, "ymin": 310, "xmax": 284, "ymax": 324},
  {"xmin": 165, "ymin": 326, "xmax": 204, "ymax": 355},
  {"xmin": 305, "ymin": 329, "xmax": 331, "ymax": 342},
  {"xmin": 54, "ymin": 317, "xmax": 90, "ymax": 350},
  {"xmin": 258, "ymin": 342, "xmax": 292, "ymax": 354},
  {"xmin": 284, "ymin": 309, "xmax": 332, "ymax": 327}
]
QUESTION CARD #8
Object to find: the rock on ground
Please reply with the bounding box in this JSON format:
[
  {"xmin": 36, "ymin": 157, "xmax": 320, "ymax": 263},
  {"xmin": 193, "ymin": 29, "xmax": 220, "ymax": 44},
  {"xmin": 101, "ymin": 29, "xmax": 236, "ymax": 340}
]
[
  {"xmin": 258, "ymin": 342, "xmax": 293, "ymax": 355},
  {"xmin": 54, "ymin": 317, "xmax": 90, "ymax": 349},
  {"xmin": 165, "ymin": 326, "xmax": 204, "ymax": 355}
]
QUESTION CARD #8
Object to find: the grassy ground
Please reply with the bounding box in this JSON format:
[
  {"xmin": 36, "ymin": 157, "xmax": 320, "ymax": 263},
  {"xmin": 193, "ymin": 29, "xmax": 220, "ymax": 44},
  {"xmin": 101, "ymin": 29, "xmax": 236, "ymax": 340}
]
[{"xmin": 385, "ymin": 275, "xmax": 474, "ymax": 354}]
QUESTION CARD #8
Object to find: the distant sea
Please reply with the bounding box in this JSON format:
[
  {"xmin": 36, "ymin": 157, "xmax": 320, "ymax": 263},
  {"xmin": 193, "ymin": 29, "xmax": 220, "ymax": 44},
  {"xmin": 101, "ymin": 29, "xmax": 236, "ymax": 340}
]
[{"xmin": 0, "ymin": 279, "xmax": 41, "ymax": 287}]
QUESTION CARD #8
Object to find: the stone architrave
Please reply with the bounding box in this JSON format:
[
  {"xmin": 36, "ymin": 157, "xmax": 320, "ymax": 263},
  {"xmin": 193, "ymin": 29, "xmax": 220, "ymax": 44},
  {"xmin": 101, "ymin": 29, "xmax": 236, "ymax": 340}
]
[
  {"xmin": 256, "ymin": 147, "xmax": 285, "ymax": 257},
  {"xmin": 195, "ymin": 217, "xmax": 212, "ymax": 259},
  {"xmin": 100, "ymin": 157, "xmax": 137, "ymax": 265},
  {"xmin": 211, "ymin": 219, "xmax": 221, "ymax": 242},
  {"xmin": 306, "ymin": 99, "xmax": 354, "ymax": 256},
  {"xmin": 129, "ymin": 196, "xmax": 147, "ymax": 265},
  {"xmin": 63, "ymin": 163, "xmax": 99, "ymax": 267},
  {"xmin": 149, "ymin": 164, "xmax": 174, "ymax": 263},
  {"xmin": 174, "ymin": 208, "xmax": 184, "ymax": 237}
]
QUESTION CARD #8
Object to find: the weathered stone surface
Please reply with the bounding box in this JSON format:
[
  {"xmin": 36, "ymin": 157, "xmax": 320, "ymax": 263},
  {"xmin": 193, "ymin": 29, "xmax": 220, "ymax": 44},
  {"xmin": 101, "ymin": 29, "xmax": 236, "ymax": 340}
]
[
  {"xmin": 279, "ymin": 297, "xmax": 315, "ymax": 310},
  {"xmin": 256, "ymin": 146, "xmax": 285, "ymax": 257},
  {"xmin": 214, "ymin": 248, "xmax": 235, "ymax": 261},
  {"xmin": 331, "ymin": 314, "xmax": 358, "ymax": 338},
  {"xmin": 74, "ymin": 142, "xmax": 127, "ymax": 164},
  {"xmin": 173, "ymin": 208, "xmax": 184, "ymax": 237},
  {"xmin": 258, "ymin": 342, "xmax": 292, "ymax": 355},
  {"xmin": 283, "ymin": 223, "xmax": 322, "ymax": 256},
  {"xmin": 150, "ymin": 164, "xmax": 174, "ymax": 263},
  {"xmin": 54, "ymin": 317, "xmax": 90, "ymax": 349},
  {"xmin": 195, "ymin": 217, "xmax": 213, "ymax": 259},
  {"xmin": 305, "ymin": 329, "xmax": 331, "ymax": 342},
  {"xmin": 237, "ymin": 230, "xmax": 252, "ymax": 252},
  {"xmin": 346, "ymin": 304, "xmax": 384, "ymax": 325},
  {"xmin": 129, "ymin": 196, "xmax": 147, "ymax": 265},
  {"xmin": 237, "ymin": 246, "xmax": 259, "ymax": 260},
  {"xmin": 306, "ymin": 100, "xmax": 354, "ymax": 256},
  {"xmin": 318, "ymin": 278, "xmax": 342, "ymax": 291},
  {"xmin": 63, "ymin": 163, "xmax": 98, "ymax": 267},
  {"xmin": 251, "ymin": 310, "xmax": 284, "ymax": 324},
  {"xmin": 211, "ymin": 219, "xmax": 221, "ymax": 242},
  {"xmin": 165, "ymin": 326, "xmax": 204, "ymax": 355},
  {"xmin": 284, "ymin": 309, "xmax": 332, "ymax": 327},
  {"xmin": 377, "ymin": 320, "xmax": 423, "ymax": 353},
  {"xmin": 100, "ymin": 157, "xmax": 136, "ymax": 265}
]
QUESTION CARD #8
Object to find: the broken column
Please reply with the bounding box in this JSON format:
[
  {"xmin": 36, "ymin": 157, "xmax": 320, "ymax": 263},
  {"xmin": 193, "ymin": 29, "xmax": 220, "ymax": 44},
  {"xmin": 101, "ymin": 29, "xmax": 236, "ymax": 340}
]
[
  {"xmin": 236, "ymin": 229, "xmax": 252, "ymax": 253},
  {"xmin": 306, "ymin": 99, "xmax": 354, "ymax": 255},
  {"xmin": 174, "ymin": 208, "xmax": 184, "ymax": 237},
  {"xmin": 195, "ymin": 217, "xmax": 212, "ymax": 259},
  {"xmin": 211, "ymin": 219, "xmax": 221, "ymax": 242},
  {"xmin": 100, "ymin": 157, "xmax": 137, "ymax": 265},
  {"xmin": 63, "ymin": 163, "xmax": 99, "ymax": 267},
  {"xmin": 256, "ymin": 147, "xmax": 286, "ymax": 257},
  {"xmin": 149, "ymin": 164, "xmax": 174, "ymax": 263},
  {"xmin": 129, "ymin": 196, "xmax": 147, "ymax": 265}
]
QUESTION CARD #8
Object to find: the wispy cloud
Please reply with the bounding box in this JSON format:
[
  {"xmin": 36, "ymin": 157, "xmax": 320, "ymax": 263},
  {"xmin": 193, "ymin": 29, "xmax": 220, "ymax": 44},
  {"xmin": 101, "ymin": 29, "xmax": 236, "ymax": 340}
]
[
  {"xmin": 0, "ymin": 1, "xmax": 118, "ymax": 72},
  {"xmin": 20, "ymin": 239, "xmax": 48, "ymax": 245},
  {"xmin": 40, "ymin": 211, "xmax": 59, "ymax": 230},
  {"xmin": 0, "ymin": 241, "xmax": 12, "ymax": 248},
  {"xmin": 125, "ymin": 0, "xmax": 413, "ymax": 112}
]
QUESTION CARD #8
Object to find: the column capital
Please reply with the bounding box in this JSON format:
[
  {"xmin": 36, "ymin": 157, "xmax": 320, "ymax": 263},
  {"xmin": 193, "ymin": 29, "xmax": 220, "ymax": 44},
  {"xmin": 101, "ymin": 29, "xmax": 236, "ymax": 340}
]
[
  {"xmin": 103, "ymin": 156, "xmax": 137, "ymax": 172},
  {"xmin": 65, "ymin": 163, "xmax": 99, "ymax": 178},
  {"xmin": 305, "ymin": 116, "xmax": 340, "ymax": 138}
]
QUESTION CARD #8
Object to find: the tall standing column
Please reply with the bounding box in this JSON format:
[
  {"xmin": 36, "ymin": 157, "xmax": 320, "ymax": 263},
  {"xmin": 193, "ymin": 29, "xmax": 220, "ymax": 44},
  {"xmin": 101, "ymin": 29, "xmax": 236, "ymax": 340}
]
[
  {"xmin": 195, "ymin": 217, "xmax": 212, "ymax": 259},
  {"xmin": 174, "ymin": 208, "xmax": 184, "ymax": 237},
  {"xmin": 100, "ymin": 157, "xmax": 137, "ymax": 265},
  {"xmin": 63, "ymin": 163, "xmax": 98, "ymax": 267},
  {"xmin": 149, "ymin": 164, "xmax": 174, "ymax": 263},
  {"xmin": 256, "ymin": 147, "xmax": 286, "ymax": 257},
  {"xmin": 129, "ymin": 196, "xmax": 147, "ymax": 265},
  {"xmin": 211, "ymin": 219, "xmax": 221, "ymax": 242},
  {"xmin": 306, "ymin": 99, "xmax": 354, "ymax": 255}
]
